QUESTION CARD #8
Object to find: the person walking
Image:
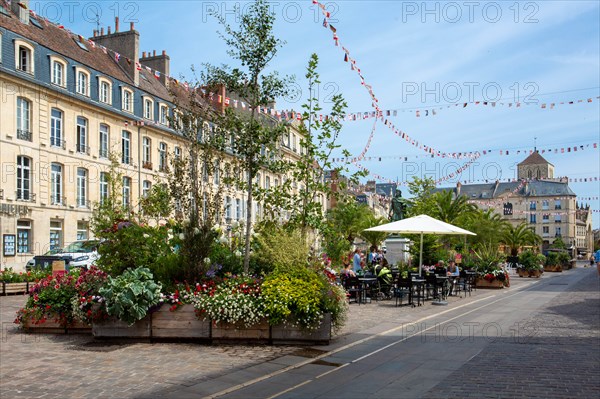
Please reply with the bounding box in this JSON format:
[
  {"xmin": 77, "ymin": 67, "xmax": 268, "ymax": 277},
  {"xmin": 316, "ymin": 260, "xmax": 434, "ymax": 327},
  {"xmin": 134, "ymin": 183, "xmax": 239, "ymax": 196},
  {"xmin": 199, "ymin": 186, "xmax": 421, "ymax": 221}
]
[{"xmin": 353, "ymin": 249, "xmax": 362, "ymax": 274}]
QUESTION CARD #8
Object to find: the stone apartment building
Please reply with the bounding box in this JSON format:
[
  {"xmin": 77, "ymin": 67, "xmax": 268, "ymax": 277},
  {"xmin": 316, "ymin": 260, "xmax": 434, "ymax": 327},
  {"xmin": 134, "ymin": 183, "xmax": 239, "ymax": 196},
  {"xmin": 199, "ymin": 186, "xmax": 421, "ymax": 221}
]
[
  {"xmin": 0, "ymin": 1, "xmax": 308, "ymax": 270},
  {"xmin": 436, "ymin": 151, "xmax": 593, "ymax": 255}
]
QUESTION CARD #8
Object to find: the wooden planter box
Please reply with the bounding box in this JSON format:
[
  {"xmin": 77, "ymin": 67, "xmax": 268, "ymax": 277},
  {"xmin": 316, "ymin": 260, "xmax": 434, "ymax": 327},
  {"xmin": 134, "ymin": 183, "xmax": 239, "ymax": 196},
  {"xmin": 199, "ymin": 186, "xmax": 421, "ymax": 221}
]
[
  {"xmin": 212, "ymin": 318, "xmax": 270, "ymax": 342},
  {"xmin": 271, "ymin": 313, "xmax": 331, "ymax": 344},
  {"xmin": 475, "ymin": 278, "xmax": 504, "ymax": 289},
  {"xmin": 1, "ymin": 282, "xmax": 30, "ymax": 295},
  {"xmin": 152, "ymin": 304, "xmax": 210, "ymax": 339},
  {"xmin": 544, "ymin": 265, "xmax": 563, "ymax": 272},
  {"xmin": 517, "ymin": 269, "xmax": 543, "ymax": 278},
  {"xmin": 92, "ymin": 306, "xmax": 332, "ymax": 344},
  {"xmin": 93, "ymin": 316, "xmax": 151, "ymax": 339},
  {"xmin": 23, "ymin": 318, "xmax": 90, "ymax": 334}
]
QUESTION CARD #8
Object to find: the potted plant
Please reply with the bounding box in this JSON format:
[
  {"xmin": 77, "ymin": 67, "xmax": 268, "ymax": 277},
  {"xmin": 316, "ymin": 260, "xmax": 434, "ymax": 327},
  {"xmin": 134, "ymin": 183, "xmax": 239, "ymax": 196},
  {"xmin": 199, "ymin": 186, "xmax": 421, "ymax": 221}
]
[
  {"xmin": 518, "ymin": 251, "xmax": 544, "ymax": 278},
  {"xmin": 472, "ymin": 244, "xmax": 507, "ymax": 288},
  {"xmin": 94, "ymin": 267, "xmax": 162, "ymax": 338}
]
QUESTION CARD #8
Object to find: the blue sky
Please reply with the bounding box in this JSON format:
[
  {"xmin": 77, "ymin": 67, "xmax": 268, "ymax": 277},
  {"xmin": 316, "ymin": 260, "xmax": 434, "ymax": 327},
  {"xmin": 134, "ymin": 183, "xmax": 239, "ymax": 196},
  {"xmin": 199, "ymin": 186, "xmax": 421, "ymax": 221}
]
[{"xmin": 35, "ymin": 1, "xmax": 600, "ymax": 226}]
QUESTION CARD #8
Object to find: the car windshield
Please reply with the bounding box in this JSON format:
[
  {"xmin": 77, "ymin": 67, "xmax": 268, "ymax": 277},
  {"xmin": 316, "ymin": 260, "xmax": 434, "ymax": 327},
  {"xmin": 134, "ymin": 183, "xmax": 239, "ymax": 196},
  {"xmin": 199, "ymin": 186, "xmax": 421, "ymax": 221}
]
[{"xmin": 61, "ymin": 241, "xmax": 99, "ymax": 253}]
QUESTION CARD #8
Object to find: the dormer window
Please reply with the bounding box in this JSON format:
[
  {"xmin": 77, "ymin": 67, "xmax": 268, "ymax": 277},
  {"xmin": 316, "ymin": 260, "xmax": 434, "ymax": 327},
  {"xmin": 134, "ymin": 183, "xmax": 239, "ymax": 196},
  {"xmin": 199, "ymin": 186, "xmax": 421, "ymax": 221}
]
[
  {"xmin": 98, "ymin": 77, "xmax": 112, "ymax": 105},
  {"xmin": 75, "ymin": 67, "xmax": 90, "ymax": 96},
  {"xmin": 143, "ymin": 97, "xmax": 154, "ymax": 120},
  {"xmin": 14, "ymin": 40, "xmax": 35, "ymax": 75},
  {"xmin": 159, "ymin": 104, "xmax": 168, "ymax": 125},
  {"xmin": 50, "ymin": 56, "xmax": 67, "ymax": 87},
  {"xmin": 122, "ymin": 87, "xmax": 134, "ymax": 113}
]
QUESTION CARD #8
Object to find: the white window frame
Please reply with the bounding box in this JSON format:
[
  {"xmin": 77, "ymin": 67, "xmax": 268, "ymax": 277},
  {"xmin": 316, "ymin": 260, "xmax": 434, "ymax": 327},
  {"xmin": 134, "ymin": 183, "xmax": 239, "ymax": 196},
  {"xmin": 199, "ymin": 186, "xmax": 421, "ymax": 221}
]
[
  {"xmin": 51, "ymin": 163, "xmax": 63, "ymax": 205},
  {"xmin": 77, "ymin": 221, "xmax": 89, "ymax": 241},
  {"xmin": 122, "ymin": 176, "xmax": 131, "ymax": 207},
  {"xmin": 122, "ymin": 87, "xmax": 134, "ymax": 113},
  {"xmin": 75, "ymin": 67, "xmax": 90, "ymax": 96},
  {"xmin": 225, "ymin": 196, "xmax": 232, "ymax": 220},
  {"xmin": 98, "ymin": 76, "xmax": 112, "ymax": 104},
  {"xmin": 142, "ymin": 136, "xmax": 152, "ymax": 167},
  {"xmin": 99, "ymin": 172, "xmax": 109, "ymax": 204},
  {"xmin": 235, "ymin": 198, "xmax": 241, "ymax": 221},
  {"xmin": 16, "ymin": 96, "xmax": 31, "ymax": 138},
  {"xmin": 99, "ymin": 124, "xmax": 109, "ymax": 158},
  {"xmin": 76, "ymin": 168, "xmax": 88, "ymax": 208},
  {"xmin": 49, "ymin": 220, "xmax": 63, "ymax": 251},
  {"xmin": 143, "ymin": 96, "xmax": 154, "ymax": 120},
  {"xmin": 159, "ymin": 142, "xmax": 167, "ymax": 172},
  {"xmin": 76, "ymin": 116, "xmax": 88, "ymax": 154},
  {"xmin": 142, "ymin": 180, "xmax": 152, "ymax": 198},
  {"xmin": 159, "ymin": 104, "xmax": 168, "ymax": 125},
  {"xmin": 16, "ymin": 155, "xmax": 31, "ymax": 201},
  {"xmin": 14, "ymin": 39, "xmax": 35, "ymax": 74},
  {"xmin": 174, "ymin": 146, "xmax": 181, "ymax": 159},
  {"xmin": 122, "ymin": 130, "xmax": 131, "ymax": 164},
  {"xmin": 50, "ymin": 108, "xmax": 63, "ymax": 148},
  {"xmin": 49, "ymin": 55, "xmax": 67, "ymax": 87}
]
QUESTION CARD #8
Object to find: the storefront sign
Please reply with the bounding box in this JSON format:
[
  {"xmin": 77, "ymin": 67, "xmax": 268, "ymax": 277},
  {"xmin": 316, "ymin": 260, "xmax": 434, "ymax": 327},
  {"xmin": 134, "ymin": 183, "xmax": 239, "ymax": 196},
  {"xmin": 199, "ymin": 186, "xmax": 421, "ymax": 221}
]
[
  {"xmin": 3, "ymin": 234, "xmax": 16, "ymax": 257},
  {"xmin": 0, "ymin": 203, "xmax": 31, "ymax": 217}
]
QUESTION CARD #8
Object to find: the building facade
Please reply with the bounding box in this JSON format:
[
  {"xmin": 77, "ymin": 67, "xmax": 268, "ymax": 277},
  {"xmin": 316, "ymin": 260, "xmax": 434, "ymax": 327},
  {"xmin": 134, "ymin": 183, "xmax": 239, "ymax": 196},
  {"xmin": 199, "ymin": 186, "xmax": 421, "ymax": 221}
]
[
  {"xmin": 0, "ymin": 1, "xmax": 309, "ymax": 270},
  {"xmin": 435, "ymin": 152, "xmax": 593, "ymax": 255}
]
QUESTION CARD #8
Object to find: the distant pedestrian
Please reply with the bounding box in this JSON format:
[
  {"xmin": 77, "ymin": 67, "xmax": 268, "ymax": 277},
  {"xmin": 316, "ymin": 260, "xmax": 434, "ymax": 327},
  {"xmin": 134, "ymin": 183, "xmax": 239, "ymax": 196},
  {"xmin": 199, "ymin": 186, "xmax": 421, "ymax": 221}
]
[
  {"xmin": 595, "ymin": 249, "xmax": 600, "ymax": 275},
  {"xmin": 353, "ymin": 249, "xmax": 362, "ymax": 273}
]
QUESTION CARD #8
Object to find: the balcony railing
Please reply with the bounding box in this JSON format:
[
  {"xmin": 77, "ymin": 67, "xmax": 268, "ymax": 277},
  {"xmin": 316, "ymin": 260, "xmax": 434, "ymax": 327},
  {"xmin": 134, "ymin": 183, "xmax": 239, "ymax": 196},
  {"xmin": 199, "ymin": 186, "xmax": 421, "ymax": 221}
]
[
  {"xmin": 99, "ymin": 149, "xmax": 109, "ymax": 158},
  {"xmin": 122, "ymin": 156, "xmax": 132, "ymax": 165},
  {"xmin": 51, "ymin": 196, "xmax": 67, "ymax": 206},
  {"xmin": 16, "ymin": 192, "xmax": 36, "ymax": 202},
  {"xmin": 555, "ymin": 233, "xmax": 562, "ymax": 238},
  {"xmin": 76, "ymin": 199, "xmax": 91, "ymax": 209},
  {"xmin": 555, "ymin": 205, "xmax": 562, "ymax": 210},
  {"xmin": 50, "ymin": 139, "xmax": 67, "ymax": 149},
  {"xmin": 0, "ymin": 189, "xmax": 3, "ymax": 199},
  {"xmin": 17, "ymin": 129, "xmax": 32, "ymax": 141},
  {"xmin": 76, "ymin": 144, "xmax": 90, "ymax": 155}
]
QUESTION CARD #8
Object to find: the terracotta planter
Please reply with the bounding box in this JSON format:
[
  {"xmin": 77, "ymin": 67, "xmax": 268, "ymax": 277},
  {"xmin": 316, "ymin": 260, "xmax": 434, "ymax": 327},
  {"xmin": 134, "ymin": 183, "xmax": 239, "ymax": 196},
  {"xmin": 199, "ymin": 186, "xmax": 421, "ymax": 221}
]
[
  {"xmin": 1, "ymin": 282, "xmax": 29, "ymax": 295},
  {"xmin": 271, "ymin": 313, "xmax": 331, "ymax": 344},
  {"xmin": 475, "ymin": 278, "xmax": 504, "ymax": 289},
  {"xmin": 152, "ymin": 304, "xmax": 210, "ymax": 339},
  {"xmin": 93, "ymin": 315, "xmax": 151, "ymax": 338},
  {"xmin": 528, "ymin": 269, "xmax": 543, "ymax": 278}
]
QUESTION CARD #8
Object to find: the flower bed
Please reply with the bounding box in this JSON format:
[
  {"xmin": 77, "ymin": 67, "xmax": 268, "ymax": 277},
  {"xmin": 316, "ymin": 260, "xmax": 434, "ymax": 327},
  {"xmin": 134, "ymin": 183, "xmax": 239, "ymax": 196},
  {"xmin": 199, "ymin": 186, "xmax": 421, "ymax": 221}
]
[
  {"xmin": 476, "ymin": 270, "xmax": 509, "ymax": 288},
  {"xmin": 475, "ymin": 277, "xmax": 505, "ymax": 289}
]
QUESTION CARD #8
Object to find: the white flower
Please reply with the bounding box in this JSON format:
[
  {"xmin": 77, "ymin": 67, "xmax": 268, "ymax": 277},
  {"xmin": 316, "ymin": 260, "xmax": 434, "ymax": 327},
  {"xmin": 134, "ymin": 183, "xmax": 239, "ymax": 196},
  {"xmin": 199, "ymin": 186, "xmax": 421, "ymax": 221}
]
[
  {"xmin": 204, "ymin": 257, "xmax": 211, "ymax": 265},
  {"xmin": 194, "ymin": 227, "xmax": 200, "ymax": 235},
  {"xmin": 234, "ymin": 250, "xmax": 242, "ymax": 257},
  {"xmin": 219, "ymin": 236, "xmax": 228, "ymax": 244},
  {"xmin": 179, "ymin": 233, "xmax": 185, "ymax": 240},
  {"xmin": 143, "ymin": 234, "xmax": 150, "ymax": 239}
]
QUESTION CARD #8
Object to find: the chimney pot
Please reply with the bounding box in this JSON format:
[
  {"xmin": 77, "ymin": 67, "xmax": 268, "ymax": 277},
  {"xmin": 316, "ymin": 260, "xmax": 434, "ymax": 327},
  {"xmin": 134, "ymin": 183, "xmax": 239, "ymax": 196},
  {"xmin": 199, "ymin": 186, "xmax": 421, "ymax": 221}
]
[
  {"xmin": 101, "ymin": 27, "xmax": 104, "ymax": 35},
  {"xmin": 142, "ymin": 51, "xmax": 146, "ymax": 58},
  {"xmin": 107, "ymin": 26, "xmax": 111, "ymax": 34},
  {"xmin": 153, "ymin": 50, "xmax": 156, "ymax": 56},
  {"xmin": 115, "ymin": 16, "xmax": 119, "ymax": 32},
  {"xmin": 162, "ymin": 50, "xmax": 166, "ymax": 56},
  {"xmin": 130, "ymin": 22, "xmax": 134, "ymax": 31}
]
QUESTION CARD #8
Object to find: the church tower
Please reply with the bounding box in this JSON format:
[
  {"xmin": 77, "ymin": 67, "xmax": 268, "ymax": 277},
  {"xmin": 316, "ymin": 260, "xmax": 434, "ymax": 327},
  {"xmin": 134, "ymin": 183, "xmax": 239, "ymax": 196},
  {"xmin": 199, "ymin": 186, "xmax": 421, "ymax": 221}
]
[{"xmin": 517, "ymin": 151, "xmax": 554, "ymax": 180}]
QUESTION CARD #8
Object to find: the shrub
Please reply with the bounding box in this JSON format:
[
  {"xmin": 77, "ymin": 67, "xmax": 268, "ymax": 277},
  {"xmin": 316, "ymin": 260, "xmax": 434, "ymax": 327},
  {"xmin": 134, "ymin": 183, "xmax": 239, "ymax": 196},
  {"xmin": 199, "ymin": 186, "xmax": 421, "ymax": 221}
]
[
  {"xmin": 519, "ymin": 250, "xmax": 543, "ymax": 271},
  {"xmin": 99, "ymin": 267, "xmax": 162, "ymax": 325},
  {"xmin": 252, "ymin": 224, "xmax": 309, "ymax": 274}
]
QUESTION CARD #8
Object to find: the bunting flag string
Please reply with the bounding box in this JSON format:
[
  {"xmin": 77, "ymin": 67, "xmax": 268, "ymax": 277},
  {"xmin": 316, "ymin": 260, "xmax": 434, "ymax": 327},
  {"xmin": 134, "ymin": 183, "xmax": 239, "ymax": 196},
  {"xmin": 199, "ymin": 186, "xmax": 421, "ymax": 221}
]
[{"xmin": 333, "ymin": 141, "xmax": 598, "ymax": 162}]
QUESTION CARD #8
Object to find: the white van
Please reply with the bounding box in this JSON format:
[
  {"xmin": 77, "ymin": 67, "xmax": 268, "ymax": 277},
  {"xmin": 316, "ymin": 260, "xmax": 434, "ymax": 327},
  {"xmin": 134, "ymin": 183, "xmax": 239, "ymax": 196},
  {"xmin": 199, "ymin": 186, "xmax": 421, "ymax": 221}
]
[{"xmin": 26, "ymin": 240, "xmax": 100, "ymax": 271}]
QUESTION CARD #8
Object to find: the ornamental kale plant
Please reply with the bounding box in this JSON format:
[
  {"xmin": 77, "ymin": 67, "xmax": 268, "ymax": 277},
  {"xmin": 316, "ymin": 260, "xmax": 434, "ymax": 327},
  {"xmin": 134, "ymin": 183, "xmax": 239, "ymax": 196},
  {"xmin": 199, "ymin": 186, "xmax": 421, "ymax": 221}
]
[{"xmin": 99, "ymin": 267, "xmax": 162, "ymax": 325}]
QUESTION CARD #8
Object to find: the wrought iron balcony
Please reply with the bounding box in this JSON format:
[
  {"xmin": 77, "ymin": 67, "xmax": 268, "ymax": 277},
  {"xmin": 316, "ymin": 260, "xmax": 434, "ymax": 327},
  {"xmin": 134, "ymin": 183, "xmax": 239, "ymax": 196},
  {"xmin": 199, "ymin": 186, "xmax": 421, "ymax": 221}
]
[
  {"xmin": 16, "ymin": 191, "xmax": 36, "ymax": 202},
  {"xmin": 17, "ymin": 129, "xmax": 32, "ymax": 141},
  {"xmin": 76, "ymin": 144, "xmax": 90, "ymax": 155}
]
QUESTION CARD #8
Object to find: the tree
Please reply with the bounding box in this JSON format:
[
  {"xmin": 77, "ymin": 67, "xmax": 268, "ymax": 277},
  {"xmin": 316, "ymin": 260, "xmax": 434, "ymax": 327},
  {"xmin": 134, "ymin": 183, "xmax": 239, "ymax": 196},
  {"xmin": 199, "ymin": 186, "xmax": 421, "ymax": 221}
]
[
  {"xmin": 272, "ymin": 54, "xmax": 364, "ymax": 244},
  {"xmin": 433, "ymin": 190, "xmax": 476, "ymax": 226},
  {"xmin": 500, "ymin": 222, "xmax": 541, "ymax": 256},
  {"xmin": 358, "ymin": 214, "xmax": 390, "ymax": 248},
  {"xmin": 465, "ymin": 209, "xmax": 509, "ymax": 247},
  {"xmin": 203, "ymin": 0, "xmax": 291, "ymax": 273},
  {"xmin": 405, "ymin": 176, "xmax": 436, "ymax": 217},
  {"xmin": 167, "ymin": 76, "xmax": 225, "ymax": 281}
]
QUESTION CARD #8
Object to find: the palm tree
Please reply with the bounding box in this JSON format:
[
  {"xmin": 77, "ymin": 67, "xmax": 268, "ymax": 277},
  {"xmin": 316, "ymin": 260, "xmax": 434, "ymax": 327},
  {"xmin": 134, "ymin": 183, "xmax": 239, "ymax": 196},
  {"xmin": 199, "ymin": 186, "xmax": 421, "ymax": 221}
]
[
  {"xmin": 359, "ymin": 214, "xmax": 390, "ymax": 248},
  {"xmin": 433, "ymin": 190, "xmax": 477, "ymax": 225},
  {"xmin": 500, "ymin": 222, "xmax": 541, "ymax": 256},
  {"xmin": 465, "ymin": 209, "xmax": 509, "ymax": 247}
]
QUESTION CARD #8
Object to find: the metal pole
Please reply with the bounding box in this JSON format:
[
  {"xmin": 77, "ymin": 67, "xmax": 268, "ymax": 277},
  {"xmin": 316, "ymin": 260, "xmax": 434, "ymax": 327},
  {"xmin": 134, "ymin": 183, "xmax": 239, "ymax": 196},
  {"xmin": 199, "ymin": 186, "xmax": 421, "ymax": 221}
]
[{"xmin": 419, "ymin": 231, "xmax": 423, "ymax": 276}]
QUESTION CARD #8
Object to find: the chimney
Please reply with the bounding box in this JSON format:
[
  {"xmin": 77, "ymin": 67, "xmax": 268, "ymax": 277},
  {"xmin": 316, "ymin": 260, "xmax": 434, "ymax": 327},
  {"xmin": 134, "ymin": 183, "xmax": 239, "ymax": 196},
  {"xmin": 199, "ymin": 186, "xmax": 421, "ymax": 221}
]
[
  {"xmin": 91, "ymin": 17, "xmax": 140, "ymax": 86},
  {"xmin": 12, "ymin": 0, "xmax": 30, "ymax": 24},
  {"xmin": 101, "ymin": 27, "xmax": 104, "ymax": 36},
  {"xmin": 130, "ymin": 22, "xmax": 135, "ymax": 31},
  {"xmin": 140, "ymin": 49, "xmax": 170, "ymax": 86}
]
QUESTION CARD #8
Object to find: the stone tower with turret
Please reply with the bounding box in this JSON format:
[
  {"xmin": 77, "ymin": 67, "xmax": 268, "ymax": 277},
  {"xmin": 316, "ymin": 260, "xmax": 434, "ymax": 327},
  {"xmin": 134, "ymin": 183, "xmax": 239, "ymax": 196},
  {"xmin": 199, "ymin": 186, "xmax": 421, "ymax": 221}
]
[{"xmin": 517, "ymin": 151, "xmax": 555, "ymax": 180}]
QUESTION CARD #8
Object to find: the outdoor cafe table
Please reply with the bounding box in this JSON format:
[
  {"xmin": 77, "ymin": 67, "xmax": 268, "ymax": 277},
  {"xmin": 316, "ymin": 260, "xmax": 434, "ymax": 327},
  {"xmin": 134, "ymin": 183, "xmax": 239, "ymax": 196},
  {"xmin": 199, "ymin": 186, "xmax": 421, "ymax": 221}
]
[
  {"xmin": 411, "ymin": 277, "xmax": 426, "ymax": 306},
  {"xmin": 358, "ymin": 277, "xmax": 378, "ymax": 303}
]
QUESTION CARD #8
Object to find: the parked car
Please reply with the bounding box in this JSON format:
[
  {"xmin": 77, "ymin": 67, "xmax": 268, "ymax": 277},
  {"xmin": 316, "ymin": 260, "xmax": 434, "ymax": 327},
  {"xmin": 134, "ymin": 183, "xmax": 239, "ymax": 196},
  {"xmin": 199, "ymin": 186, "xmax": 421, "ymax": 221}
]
[{"xmin": 26, "ymin": 240, "xmax": 100, "ymax": 271}]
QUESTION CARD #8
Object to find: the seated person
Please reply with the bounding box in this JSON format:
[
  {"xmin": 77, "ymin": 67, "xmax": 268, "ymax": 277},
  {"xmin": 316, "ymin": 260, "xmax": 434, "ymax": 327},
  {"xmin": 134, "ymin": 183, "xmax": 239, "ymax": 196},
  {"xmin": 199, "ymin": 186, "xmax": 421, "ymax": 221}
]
[
  {"xmin": 447, "ymin": 261, "xmax": 460, "ymax": 277},
  {"xmin": 434, "ymin": 260, "xmax": 447, "ymax": 276},
  {"xmin": 340, "ymin": 264, "xmax": 356, "ymax": 277}
]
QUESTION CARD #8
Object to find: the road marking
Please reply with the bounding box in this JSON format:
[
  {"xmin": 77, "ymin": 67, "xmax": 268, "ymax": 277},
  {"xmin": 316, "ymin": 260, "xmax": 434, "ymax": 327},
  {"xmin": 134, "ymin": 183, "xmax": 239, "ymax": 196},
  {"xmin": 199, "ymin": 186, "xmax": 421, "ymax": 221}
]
[{"xmin": 205, "ymin": 279, "xmax": 541, "ymax": 399}]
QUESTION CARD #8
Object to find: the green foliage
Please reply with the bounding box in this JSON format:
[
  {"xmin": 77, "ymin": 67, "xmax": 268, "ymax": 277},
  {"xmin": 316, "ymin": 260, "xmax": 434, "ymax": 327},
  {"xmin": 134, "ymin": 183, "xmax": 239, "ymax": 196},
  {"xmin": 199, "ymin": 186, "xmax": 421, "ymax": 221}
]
[
  {"xmin": 139, "ymin": 183, "xmax": 172, "ymax": 221},
  {"xmin": 433, "ymin": 190, "xmax": 476, "ymax": 225},
  {"xmin": 251, "ymin": 223, "xmax": 309, "ymax": 274},
  {"xmin": 0, "ymin": 268, "xmax": 49, "ymax": 283},
  {"xmin": 261, "ymin": 266, "xmax": 328, "ymax": 329},
  {"xmin": 202, "ymin": 0, "xmax": 292, "ymax": 273},
  {"xmin": 406, "ymin": 234, "xmax": 442, "ymax": 267},
  {"xmin": 358, "ymin": 214, "xmax": 390, "ymax": 248},
  {"xmin": 95, "ymin": 221, "xmax": 171, "ymax": 276},
  {"xmin": 99, "ymin": 267, "xmax": 162, "ymax": 325},
  {"xmin": 545, "ymin": 251, "xmax": 570, "ymax": 267},
  {"xmin": 472, "ymin": 242, "xmax": 504, "ymax": 273},
  {"xmin": 501, "ymin": 223, "xmax": 541, "ymax": 256},
  {"xmin": 519, "ymin": 250, "xmax": 544, "ymax": 271},
  {"xmin": 465, "ymin": 209, "xmax": 508, "ymax": 247},
  {"xmin": 550, "ymin": 236, "xmax": 567, "ymax": 250},
  {"xmin": 191, "ymin": 275, "xmax": 264, "ymax": 327},
  {"xmin": 406, "ymin": 176, "xmax": 436, "ymax": 217},
  {"xmin": 150, "ymin": 253, "xmax": 185, "ymax": 292}
]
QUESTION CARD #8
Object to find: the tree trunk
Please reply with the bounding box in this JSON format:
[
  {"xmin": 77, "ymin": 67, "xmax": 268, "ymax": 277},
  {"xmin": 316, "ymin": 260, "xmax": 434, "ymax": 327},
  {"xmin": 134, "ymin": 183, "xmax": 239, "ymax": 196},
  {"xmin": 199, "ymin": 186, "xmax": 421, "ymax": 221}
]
[{"xmin": 243, "ymin": 164, "xmax": 253, "ymax": 274}]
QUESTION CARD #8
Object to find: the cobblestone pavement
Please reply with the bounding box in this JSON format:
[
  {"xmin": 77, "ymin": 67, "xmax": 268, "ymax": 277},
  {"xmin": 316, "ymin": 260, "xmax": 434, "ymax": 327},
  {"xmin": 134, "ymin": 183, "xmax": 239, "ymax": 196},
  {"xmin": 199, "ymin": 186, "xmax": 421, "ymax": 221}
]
[
  {"xmin": 423, "ymin": 268, "xmax": 600, "ymax": 399},
  {"xmin": 0, "ymin": 269, "xmax": 562, "ymax": 399}
]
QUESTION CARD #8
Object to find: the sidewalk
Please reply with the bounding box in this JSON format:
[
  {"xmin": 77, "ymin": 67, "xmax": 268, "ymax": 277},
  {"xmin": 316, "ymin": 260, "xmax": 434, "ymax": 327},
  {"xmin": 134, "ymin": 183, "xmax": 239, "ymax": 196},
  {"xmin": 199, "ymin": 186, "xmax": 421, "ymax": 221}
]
[{"xmin": 0, "ymin": 268, "xmax": 581, "ymax": 399}]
